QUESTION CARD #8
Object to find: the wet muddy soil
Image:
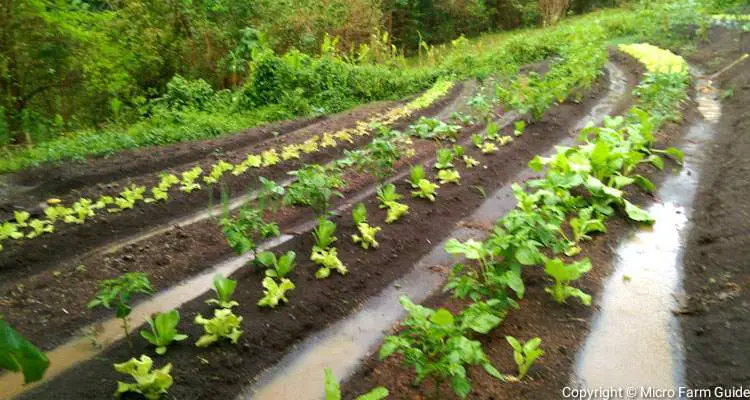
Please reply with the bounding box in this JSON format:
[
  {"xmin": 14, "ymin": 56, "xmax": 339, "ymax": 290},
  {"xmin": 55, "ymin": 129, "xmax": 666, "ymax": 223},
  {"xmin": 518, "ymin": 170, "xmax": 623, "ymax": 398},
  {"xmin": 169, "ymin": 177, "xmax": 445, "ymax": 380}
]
[
  {"xmin": 14, "ymin": 71, "xmax": 609, "ymax": 400},
  {"xmin": 341, "ymin": 52, "xmax": 700, "ymax": 399},
  {"xmin": 678, "ymin": 27, "xmax": 750, "ymax": 387}
]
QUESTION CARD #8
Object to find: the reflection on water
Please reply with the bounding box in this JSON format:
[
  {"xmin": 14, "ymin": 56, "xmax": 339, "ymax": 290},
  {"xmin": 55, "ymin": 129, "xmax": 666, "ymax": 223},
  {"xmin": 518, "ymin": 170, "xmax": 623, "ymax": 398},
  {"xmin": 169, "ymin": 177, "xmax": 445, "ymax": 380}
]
[{"xmin": 574, "ymin": 70, "xmax": 718, "ymax": 398}]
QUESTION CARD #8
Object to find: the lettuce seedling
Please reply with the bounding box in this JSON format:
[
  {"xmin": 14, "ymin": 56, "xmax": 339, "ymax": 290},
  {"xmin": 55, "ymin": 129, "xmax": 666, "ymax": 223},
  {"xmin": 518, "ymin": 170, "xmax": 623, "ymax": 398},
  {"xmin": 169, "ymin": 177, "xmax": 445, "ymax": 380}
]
[
  {"xmin": 233, "ymin": 154, "xmax": 262, "ymax": 175},
  {"xmin": 486, "ymin": 119, "xmax": 499, "ymax": 141},
  {"xmin": 383, "ymin": 201, "xmax": 409, "ymax": 224},
  {"xmin": 376, "ymin": 184, "xmax": 402, "ymax": 205},
  {"xmin": 14, "ymin": 211, "xmax": 30, "ymax": 227},
  {"xmin": 543, "ymin": 257, "xmax": 592, "ymax": 305},
  {"xmin": 321, "ymin": 132, "xmax": 337, "ymax": 148},
  {"xmin": 179, "ymin": 166, "xmax": 203, "ymax": 193},
  {"xmin": 140, "ymin": 310, "xmax": 188, "ymax": 355},
  {"xmin": 505, "ymin": 336, "xmax": 544, "ymax": 381},
  {"xmin": 452, "ymin": 144, "xmax": 465, "ymax": 157},
  {"xmin": 206, "ymin": 274, "xmax": 239, "ymax": 309},
  {"xmin": 114, "ymin": 355, "xmax": 172, "ymax": 400},
  {"xmin": 261, "ymin": 149, "xmax": 280, "ymax": 167},
  {"xmin": 462, "ymin": 155, "xmax": 480, "ymax": 168},
  {"xmin": 281, "ymin": 144, "xmax": 302, "ymax": 161},
  {"xmin": 411, "ymin": 179, "xmax": 439, "ymax": 202},
  {"xmin": 323, "ymin": 368, "xmax": 388, "ymax": 400},
  {"xmin": 313, "ymin": 218, "xmax": 338, "ymax": 250},
  {"xmin": 256, "ymin": 250, "xmax": 296, "ymax": 278},
  {"xmin": 0, "ymin": 318, "xmax": 49, "ymax": 383},
  {"xmin": 376, "ymin": 184, "xmax": 409, "ymax": 223},
  {"xmin": 513, "ymin": 120, "xmax": 526, "ymax": 136},
  {"xmin": 438, "ymin": 169, "xmax": 460, "ymax": 185},
  {"xmin": 257, "ymin": 277, "xmax": 296, "ymax": 308},
  {"xmin": 311, "ymin": 247, "xmax": 348, "ymax": 279},
  {"xmin": 0, "ymin": 222, "xmax": 24, "ymax": 244},
  {"xmin": 497, "ymin": 136, "xmax": 513, "ymax": 146},
  {"xmin": 408, "ymin": 165, "xmax": 426, "ymax": 189},
  {"xmin": 570, "ymin": 207, "xmax": 606, "ymax": 242},
  {"xmin": 63, "ymin": 198, "xmax": 97, "ymax": 224},
  {"xmin": 43, "ymin": 205, "xmax": 72, "ymax": 223},
  {"xmin": 434, "ymin": 148, "xmax": 454, "ymax": 169},
  {"xmin": 379, "ymin": 296, "xmax": 503, "ymax": 399},
  {"xmin": 25, "ymin": 219, "xmax": 54, "ymax": 239},
  {"xmin": 88, "ymin": 273, "xmax": 153, "ymax": 349},
  {"xmin": 301, "ymin": 137, "xmax": 319, "ymax": 153},
  {"xmin": 471, "ymin": 133, "xmax": 483, "ymax": 149},
  {"xmin": 203, "ymin": 160, "xmax": 234, "ymax": 184},
  {"xmin": 351, "ymin": 203, "xmax": 381, "ymax": 249},
  {"xmin": 481, "ymin": 142, "xmax": 498, "ymax": 154},
  {"xmin": 112, "ymin": 184, "xmax": 145, "ymax": 211},
  {"xmin": 334, "ymin": 130, "xmax": 354, "ymax": 143},
  {"xmin": 194, "ymin": 308, "xmax": 243, "ymax": 347}
]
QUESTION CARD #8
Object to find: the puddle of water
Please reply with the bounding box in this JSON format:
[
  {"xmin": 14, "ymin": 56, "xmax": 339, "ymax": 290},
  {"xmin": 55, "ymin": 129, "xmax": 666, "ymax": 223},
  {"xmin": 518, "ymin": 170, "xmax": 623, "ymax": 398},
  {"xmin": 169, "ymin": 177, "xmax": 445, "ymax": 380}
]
[
  {"xmin": 242, "ymin": 64, "xmax": 627, "ymax": 400},
  {"xmin": 574, "ymin": 70, "xmax": 718, "ymax": 398}
]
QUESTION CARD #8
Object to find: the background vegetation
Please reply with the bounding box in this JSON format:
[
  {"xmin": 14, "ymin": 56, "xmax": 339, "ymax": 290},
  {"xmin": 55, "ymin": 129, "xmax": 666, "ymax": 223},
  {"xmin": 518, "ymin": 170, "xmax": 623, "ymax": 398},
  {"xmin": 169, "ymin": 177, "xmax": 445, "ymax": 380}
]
[{"xmin": 0, "ymin": 0, "xmax": 720, "ymax": 171}]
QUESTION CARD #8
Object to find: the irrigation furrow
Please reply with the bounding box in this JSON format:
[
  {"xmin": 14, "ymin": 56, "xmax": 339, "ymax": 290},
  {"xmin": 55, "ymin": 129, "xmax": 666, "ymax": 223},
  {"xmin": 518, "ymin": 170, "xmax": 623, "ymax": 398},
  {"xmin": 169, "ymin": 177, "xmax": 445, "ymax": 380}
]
[
  {"xmin": 242, "ymin": 62, "xmax": 629, "ymax": 400},
  {"xmin": 573, "ymin": 66, "xmax": 720, "ymax": 394}
]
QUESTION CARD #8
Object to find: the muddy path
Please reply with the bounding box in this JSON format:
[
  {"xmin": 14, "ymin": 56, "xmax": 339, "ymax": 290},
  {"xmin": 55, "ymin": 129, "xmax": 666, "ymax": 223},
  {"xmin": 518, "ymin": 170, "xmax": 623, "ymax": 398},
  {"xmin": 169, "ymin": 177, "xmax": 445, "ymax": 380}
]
[
  {"xmin": 679, "ymin": 27, "xmax": 750, "ymax": 388},
  {"xmin": 0, "ymin": 85, "xmax": 465, "ymax": 281},
  {"xmin": 341, "ymin": 51, "xmax": 701, "ymax": 399},
  {"xmin": 8, "ymin": 68, "xmax": 611, "ymax": 400}
]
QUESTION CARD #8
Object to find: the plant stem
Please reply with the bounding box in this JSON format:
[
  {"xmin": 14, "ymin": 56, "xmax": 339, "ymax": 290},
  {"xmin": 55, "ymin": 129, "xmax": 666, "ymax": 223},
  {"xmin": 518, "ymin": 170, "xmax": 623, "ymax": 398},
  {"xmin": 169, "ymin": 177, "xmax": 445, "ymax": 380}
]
[{"xmin": 122, "ymin": 317, "xmax": 133, "ymax": 352}]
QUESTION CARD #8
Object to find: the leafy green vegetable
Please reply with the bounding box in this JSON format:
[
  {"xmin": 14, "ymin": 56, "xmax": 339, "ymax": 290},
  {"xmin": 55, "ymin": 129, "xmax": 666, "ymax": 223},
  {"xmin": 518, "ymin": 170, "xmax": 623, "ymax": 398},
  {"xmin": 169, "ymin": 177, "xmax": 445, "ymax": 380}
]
[
  {"xmin": 434, "ymin": 148, "xmax": 454, "ymax": 169},
  {"xmin": 311, "ymin": 247, "xmax": 348, "ymax": 279},
  {"xmin": 505, "ymin": 336, "xmax": 544, "ymax": 381},
  {"xmin": 376, "ymin": 183, "xmax": 402, "ymax": 205},
  {"xmin": 179, "ymin": 166, "xmax": 203, "ymax": 193},
  {"xmin": 324, "ymin": 368, "xmax": 388, "ymax": 400},
  {"xmin": 514, "ymin": 120, "xmax": 526, "ymax": 136},
  {"xmin": 408, "ymin": 164, "xmax": 426, "ymax": 188},
  {"xmin": 114, "ymin": 355, "xmax": 172, "ymax": 400},
  {"xmin": 411, "ymin": 178, "xmax": 439, "ymax": 202},
  {"xmin": 257, "ymin": 277, "xmax": 295, "ymax": 308},
  {"xmin": 256, "ymin": 250, "xmax": 297, "ymax": 278},
  {"xmin": 462, "ymin": 155, "xmax": 480, "ymax": 168},
  {"xmin": 379, "ymin": 296, "xmax": 503, "ymax": 399},
  {"xmin": 481, "ymin": 141, "xmax": 498, "ymax": 154},
  {"xmin": 543, "ymin": 258, "xmax": 592, "ymax": 305},
  {"xmin": 437, "ymin": 169, "xmax": 460, "ymax": 184},
  {"xmin": 203, "ymin": 160, "xmax": 234, "ymax": 184},
  {"xmin": 0, "ymin": 319, "xmax": 49, "ymax": 384},
  {"xmin": 88, "ymin": 272, "xmax": 153, "ymax": 348},
  {"xmin": 206, "ymin": 274, "xmax": 239, "ymax": 309},
  {"xmin": 139, "ymin": 310, "xmax": 188, "ymax": 355},
  {"xmin": 194, "ymin": 308, "xmax": 243, "ymax": 347},
  {"xmin": 284, "ymin": 164, "xmax": 344, "ymax": 216},
  {"xmin": 383, "ymin": 201, "xmax": 409, "ymax": 224},
  {"xmin": 313, "ymin": 218, "xmax": 338, "ymax": 249}
]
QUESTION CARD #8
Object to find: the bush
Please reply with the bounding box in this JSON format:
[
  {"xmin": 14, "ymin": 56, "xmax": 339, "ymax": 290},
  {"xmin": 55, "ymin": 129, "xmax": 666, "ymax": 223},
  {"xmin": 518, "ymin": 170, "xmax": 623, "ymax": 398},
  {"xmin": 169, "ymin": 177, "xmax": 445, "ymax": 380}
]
[{"xmin": 162, "ymin": 76, "xmax": 215, "ymax": 111}]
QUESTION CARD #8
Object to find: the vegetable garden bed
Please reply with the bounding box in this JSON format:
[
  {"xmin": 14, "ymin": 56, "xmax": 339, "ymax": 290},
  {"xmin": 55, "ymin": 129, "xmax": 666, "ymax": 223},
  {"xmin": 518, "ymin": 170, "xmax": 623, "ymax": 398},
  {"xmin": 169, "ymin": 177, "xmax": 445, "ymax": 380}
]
[{"xmin": 5, "ymin": 52, "xmax": 619, "ymax": 400}]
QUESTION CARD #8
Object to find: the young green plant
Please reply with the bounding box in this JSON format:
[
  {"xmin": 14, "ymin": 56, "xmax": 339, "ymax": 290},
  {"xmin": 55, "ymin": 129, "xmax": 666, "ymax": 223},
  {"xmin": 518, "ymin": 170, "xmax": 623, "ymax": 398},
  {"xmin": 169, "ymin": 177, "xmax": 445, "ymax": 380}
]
[{"xmin": 88, "ymin": 273, "xmax": 154, "ymax": 350}]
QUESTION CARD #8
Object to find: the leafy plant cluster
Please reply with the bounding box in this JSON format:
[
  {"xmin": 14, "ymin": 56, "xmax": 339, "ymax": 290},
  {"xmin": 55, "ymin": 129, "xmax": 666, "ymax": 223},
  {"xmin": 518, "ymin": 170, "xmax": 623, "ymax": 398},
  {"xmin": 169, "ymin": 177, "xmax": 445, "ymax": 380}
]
[{"xmin": 380, "ymin": 46, "xmax": 690, "ymax": 398}]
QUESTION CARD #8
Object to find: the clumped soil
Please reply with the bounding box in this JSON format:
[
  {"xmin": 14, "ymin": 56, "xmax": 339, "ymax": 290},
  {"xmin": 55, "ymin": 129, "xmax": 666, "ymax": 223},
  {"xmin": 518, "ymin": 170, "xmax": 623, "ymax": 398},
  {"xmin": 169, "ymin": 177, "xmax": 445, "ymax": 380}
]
[
  {"xmin": 342, "ymin": 52, "xmax": 697, "ymax": 399},
  {"xmin": 678, "ymin": 27, "xmax": 750, "ymax": 387},
  {"xmin": 18, "ymin": 72, "xmax": 609, "ymax": 400},
  {"xmin": 0, "ymin": 85, "xmax": 463, "ymax": 282}
]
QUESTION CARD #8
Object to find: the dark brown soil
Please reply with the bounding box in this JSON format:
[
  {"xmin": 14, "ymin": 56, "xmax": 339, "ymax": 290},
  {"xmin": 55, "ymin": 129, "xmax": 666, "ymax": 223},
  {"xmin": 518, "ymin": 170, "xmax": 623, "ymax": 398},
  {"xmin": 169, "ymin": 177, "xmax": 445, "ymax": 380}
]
[
  {"xmin": 678, "ymin": 27, "xmax": 750, "ymax": 387},
  {"xmin": 341, "ymin": 53, "xmax": 698, "ymax": 399},
  {"xmin": 17, "ymin": 70, "xmax": 610, "ymax": 400},
  {"xmin": 0, "ymin": 115, "xmax": 323, "ymax": 205},
  {"xmin": 0, "ymin": 85, "xmax": 463, "ymax": 282}
]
